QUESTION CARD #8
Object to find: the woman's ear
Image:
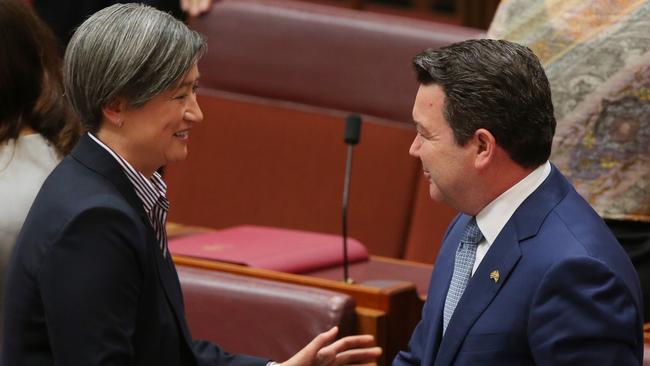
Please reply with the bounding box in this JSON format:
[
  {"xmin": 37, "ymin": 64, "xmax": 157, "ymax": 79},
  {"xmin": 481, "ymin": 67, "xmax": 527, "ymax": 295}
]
[
  {"xmin": 474, "ymin": 128, "xmax": 496, "ymax": 169},
  {"xmin": 101, "ymin": 98, "xmax": 127, "ymax": 128}
]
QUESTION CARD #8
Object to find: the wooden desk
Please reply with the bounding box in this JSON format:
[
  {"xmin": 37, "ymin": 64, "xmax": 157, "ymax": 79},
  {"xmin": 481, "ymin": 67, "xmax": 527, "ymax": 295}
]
[
  {"xmin": 167, "ymin": 223, "xmax": 432, "ymax": 364},
  {"xmin": 307, "ymin": 255, "xmax": 432, "ymax": 299}
]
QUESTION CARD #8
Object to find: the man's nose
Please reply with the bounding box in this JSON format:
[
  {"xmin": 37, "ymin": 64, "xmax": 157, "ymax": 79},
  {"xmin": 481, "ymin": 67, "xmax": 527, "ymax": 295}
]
[{"xmin": 409, "ymin": 136, "xmax": 420, "ymax": 157}]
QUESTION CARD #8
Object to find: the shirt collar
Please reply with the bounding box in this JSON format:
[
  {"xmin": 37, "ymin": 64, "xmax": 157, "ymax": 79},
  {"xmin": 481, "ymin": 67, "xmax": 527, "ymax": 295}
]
[
  {"xmin": 475, "ymin": 161, "xmax": 551, "ymax": 244},
  {"xmin": 87, "ymin": 132, "xmax": 168, "ymax": 214}
]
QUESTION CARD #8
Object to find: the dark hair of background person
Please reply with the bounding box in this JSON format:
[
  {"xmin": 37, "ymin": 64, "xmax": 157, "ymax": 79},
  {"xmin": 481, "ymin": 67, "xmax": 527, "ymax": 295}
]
[
  {"xmin": 32, "ymin": 0, "xmax": 185, "ymax": 53},
  {"xmin": 412, "ymin": 39, "xmax": 557, "ymax": 169},
  {"xmin": 0, "ymin": 0, "xmax": 81, "ymax": 156}
]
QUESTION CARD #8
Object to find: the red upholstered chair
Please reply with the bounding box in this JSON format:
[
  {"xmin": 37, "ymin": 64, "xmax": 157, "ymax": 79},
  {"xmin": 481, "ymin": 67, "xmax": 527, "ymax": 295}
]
[{"xmin": 177, "ymin": 265, "xmax": 357, "ymax": 361}]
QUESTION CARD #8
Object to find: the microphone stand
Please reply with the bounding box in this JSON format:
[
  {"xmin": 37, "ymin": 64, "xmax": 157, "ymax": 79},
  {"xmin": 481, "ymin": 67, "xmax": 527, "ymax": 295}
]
[
  {"xmin": 341, "ymin": 114, "xmax": 361, "ymax": 284},
  {"xmin": 342, "ymin": 144, "xmax": 354, "ymax": 284}
]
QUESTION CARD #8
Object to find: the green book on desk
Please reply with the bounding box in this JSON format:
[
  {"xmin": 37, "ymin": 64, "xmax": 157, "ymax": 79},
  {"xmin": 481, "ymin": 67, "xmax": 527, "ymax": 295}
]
[{"xmin": 168, "ymin": 225, "xmax": 369, "ymax": 274}]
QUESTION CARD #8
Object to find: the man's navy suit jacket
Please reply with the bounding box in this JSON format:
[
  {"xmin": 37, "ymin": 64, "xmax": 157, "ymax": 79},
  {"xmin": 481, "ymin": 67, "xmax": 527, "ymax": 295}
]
[
  {"xmin": 394, "ymin": 165, "xmax": 643, "ymax": 365},
  {"xmin": 2, "ymin": 134, "xmax": 268, "ymax": 366}
]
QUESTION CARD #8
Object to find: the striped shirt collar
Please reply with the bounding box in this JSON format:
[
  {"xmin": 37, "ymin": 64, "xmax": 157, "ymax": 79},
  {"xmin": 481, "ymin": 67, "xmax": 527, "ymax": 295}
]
[
  {"xmin": 88, "ymin": 133, "xmax": 171, "ymax": 257},
  {"xmin": 88, "ymin": 132, "xmax": 168, "ymax": 213}
]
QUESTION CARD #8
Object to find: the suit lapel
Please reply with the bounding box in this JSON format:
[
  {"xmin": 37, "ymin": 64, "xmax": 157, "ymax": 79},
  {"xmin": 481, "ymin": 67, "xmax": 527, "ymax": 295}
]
[
  {"xmin": 152, "ymin": 241, "xmax": 194, "ymax": 344},
  {"xmin": 71, "ymin": 134, "xmax": 149, "ymax": 221},
  {"xmin": 419, "ymin": 216, "xmax": 464, "ymax": 365},
  {"xmin": 71, "ymin": 134, "xmax": 194, "ymax": 346},
  {"xmin": 433, "ymin": 165, "xmax": 570, "ymax": 366},
  {"xmin": 434, "ymin": 222, "xmax": 522, "ymax": 366}
]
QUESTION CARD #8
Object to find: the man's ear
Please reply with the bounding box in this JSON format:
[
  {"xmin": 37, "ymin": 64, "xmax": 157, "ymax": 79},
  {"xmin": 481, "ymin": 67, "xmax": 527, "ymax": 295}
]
[
  {"xmin": 101, "ymin": 98, "xmax": 127, "ymax": 128},
  {"xmin": 474, "ymin": 128, "xmax": 496, "ymax": 169}
]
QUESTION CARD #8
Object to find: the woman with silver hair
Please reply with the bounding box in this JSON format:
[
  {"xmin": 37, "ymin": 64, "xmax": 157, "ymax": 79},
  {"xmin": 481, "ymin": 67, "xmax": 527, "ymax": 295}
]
[{"xmin": 2, "ymin": 4, "xmax": 381, "ymax": 366}]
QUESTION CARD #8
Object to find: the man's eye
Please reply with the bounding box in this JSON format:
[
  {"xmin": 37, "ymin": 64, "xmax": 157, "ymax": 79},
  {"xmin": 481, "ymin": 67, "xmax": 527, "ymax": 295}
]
[
  {"xmin": 417, "ymin": 131, "xmax": 433, "ymax": 141},
  {"xmin": 173, "ymin": 94, "xmax": 187, "ymax": 100}
]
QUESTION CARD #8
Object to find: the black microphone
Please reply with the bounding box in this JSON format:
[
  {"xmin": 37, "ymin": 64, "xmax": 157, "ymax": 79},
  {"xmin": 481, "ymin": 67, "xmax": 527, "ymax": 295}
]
[
  {"xmin": 344, "ymin": 114, "xmax": 361, "ymax": 145},
  {"xmin": 341, "ymin": 114, "xmax": 361, "ymax": 284}
]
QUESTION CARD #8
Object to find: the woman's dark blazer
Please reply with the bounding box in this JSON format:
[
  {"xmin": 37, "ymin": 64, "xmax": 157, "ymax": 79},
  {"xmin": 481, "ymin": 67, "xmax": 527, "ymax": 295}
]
[{"xmin": 2, "ymin": 134, "xmax": 268, "ymax": 366}]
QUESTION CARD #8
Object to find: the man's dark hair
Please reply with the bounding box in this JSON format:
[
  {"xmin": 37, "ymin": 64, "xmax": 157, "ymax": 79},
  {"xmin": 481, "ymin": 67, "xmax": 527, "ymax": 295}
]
[{"xmin": 413, "ymin": 39, "xmax": 556, "ymax": 168}]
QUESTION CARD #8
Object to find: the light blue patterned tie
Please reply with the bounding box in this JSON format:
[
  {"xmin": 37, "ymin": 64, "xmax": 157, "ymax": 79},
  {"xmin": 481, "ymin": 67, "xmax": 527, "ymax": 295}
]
[{"xmin": 443, "ymin": 217, "xmax": 483, "ymax": 334}]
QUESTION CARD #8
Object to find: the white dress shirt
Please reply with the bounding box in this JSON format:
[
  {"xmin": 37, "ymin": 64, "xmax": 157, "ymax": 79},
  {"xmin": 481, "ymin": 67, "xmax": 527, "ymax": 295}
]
[{"xmin": 472, "ymin": 161, "xmax": 551, "ymax": 275}]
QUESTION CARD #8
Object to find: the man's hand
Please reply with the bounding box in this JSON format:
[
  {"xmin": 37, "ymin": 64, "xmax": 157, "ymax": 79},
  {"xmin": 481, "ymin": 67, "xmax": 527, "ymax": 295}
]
[
  {"xmin": 279, "ymin": 327, "xmax": 382, "ymax": 366},
  {"xmin": 179, "ymin": 0, "xmax": 212, "ymax": 17}
]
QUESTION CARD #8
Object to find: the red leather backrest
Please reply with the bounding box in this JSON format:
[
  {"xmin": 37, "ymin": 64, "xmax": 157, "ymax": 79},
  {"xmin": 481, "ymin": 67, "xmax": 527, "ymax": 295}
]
[
  {"xmin": 177, "ymin": 265, "xmax": 356, "ymax": 361},
  {"xmin": 190, "ymin": 0, "xmax": 484, "ymax": 122}
]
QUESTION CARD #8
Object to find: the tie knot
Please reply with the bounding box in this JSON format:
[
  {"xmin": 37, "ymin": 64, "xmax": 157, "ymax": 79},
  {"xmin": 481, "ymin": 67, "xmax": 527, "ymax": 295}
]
[{"xmin": 460, "ymin": 217, "xmax": 483, "ymax": 245}]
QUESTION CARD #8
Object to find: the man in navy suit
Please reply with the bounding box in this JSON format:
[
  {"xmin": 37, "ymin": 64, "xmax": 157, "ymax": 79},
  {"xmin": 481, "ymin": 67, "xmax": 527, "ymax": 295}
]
[{"xmin": 394, "ymin": 39, "xmax": 643, "ymax": 365}]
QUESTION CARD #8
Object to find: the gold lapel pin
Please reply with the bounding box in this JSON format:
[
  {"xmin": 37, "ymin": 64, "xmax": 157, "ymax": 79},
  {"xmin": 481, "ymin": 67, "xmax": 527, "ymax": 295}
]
[{"xmin": 489, "ymin": 270, "xmax": 500, "ymax": 283}]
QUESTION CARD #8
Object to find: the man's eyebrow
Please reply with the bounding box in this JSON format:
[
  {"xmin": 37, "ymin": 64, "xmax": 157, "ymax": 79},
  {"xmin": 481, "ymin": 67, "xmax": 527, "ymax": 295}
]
[{"xmin": 412, "ymin": 120, "xmax": 432, "ymax": 136}]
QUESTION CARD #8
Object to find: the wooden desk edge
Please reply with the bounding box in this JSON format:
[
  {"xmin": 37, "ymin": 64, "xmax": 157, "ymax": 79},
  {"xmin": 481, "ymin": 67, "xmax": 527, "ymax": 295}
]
[
  {"xmin": 173, "ymin": 255, "xmax": 419, "ymax": 311},
  {"xmin": 369, "ymin": 255, "xmax": 434, "ymax": 269}
]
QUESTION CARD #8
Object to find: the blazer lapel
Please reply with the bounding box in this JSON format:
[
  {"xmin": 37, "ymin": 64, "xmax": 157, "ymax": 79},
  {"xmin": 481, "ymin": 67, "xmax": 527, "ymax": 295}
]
[
  {"xmin": 71, "ymin": 134, "xmax": 148, "ymax": 221},
  {"xmin": 421, "ymin": 228, "xmax": 458, "ymax": 365},
  {"xmin": 153, "ymin": 242, "xmax": 194, "ymax": 345},
  {"xmin": 434, "ymin": 222, "xmax": 522, "ymax": 366},
  {"xmin": 393, "ymin": 214, "xmax": 462, "ymax": 365}
]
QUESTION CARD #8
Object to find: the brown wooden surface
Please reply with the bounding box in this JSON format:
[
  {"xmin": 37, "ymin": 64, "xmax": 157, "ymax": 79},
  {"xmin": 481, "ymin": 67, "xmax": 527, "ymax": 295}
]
[
  {"xmin": 307, "ymin": 255, "xmax": 432, "ymax": 299},
  {"xmin": 173, "ymin": 255, "xmax": 419, "ymax": 311},
  {"xmin": 356, "ymin": 307, "xmax": 388, "ymax": 364}
]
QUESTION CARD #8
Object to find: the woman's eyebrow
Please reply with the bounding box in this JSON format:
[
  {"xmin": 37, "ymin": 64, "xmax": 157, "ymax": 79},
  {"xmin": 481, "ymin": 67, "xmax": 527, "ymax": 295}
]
[{"xmin": 175, "ymin": 75, "xmax": 201, "ymax": 89}]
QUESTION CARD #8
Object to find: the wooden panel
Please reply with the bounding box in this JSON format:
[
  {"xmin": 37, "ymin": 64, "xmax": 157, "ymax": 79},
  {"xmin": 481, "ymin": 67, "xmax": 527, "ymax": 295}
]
[
  {"xmin": 403, "ymin": 174, "xmax": 458, "ymax": 263},
  {"xmin": 356, "ymin": 307, "xmax": 388, "ymax": 365},
  {"xmin": 173, "ymin": 255, "xmax": 419, "ymax": 311},
  {"xmin": 166, "ymin": 92, "xmax": 420, "ymax": 258}
]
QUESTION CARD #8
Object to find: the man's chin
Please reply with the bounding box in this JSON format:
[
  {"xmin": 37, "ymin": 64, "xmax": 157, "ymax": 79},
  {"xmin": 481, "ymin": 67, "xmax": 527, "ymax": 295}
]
[{"xmin": 428, "ymin": 185, "xmax": 444, "ymax": 203}]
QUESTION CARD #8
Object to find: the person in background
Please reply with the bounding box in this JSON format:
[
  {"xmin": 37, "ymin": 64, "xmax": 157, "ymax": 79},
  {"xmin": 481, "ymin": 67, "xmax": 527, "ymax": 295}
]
[
  {"xmin": 32, "ymin": 0, "xmax": 213, "ymax": 51},
  {"xmin": 2, "ymin": 4, "xmax": 381, "ymax": 366},
  {"xmin": 0, "ymin": 0, "xmax": 82, "ymax": 350},
  {"xmin": 394, "ymin": 39, "xmax": 642, "ymax": 365}
]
